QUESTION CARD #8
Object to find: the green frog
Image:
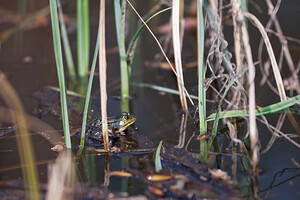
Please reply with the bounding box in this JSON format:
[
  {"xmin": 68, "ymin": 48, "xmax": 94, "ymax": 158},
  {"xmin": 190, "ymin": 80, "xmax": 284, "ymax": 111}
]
[{"xmin": 70, "ymin": 112, "xmax": 137, "ymax": 147}]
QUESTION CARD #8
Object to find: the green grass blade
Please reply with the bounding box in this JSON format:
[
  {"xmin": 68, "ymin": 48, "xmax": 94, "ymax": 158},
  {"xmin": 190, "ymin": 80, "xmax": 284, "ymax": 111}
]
[
  {"xmin": 155, "ymin": 140, "xmax": 163, "ymax": 173},
  {"xmin": 197, "ymin": 0, "xmax": 206, "ymax": 135},
  {"xmin": 49, "ymin": 0, "xmax": 71, "ymax": 148},
  {"xmin": 211, "ymin": 67, "xmax": 248, "ymax": 133},
  {"xmin": 0, "ymin": 74, "xmax": 40, "ymax": 199},
  {"xmin": 57, "ymin": 0, "xmax": 76, "ymax": 78},
  {"xmin": 207, "ymin": 95, "xmax": 300, "ymax": 121},
  {"xmin": 79, "ymin": 31, "xmax": 100, "ymax": 149},
  {"xmin": 207, "ymin": 67, "xmax": 248, "ymax": 149},
  {"xmin": 132, "ymin": 82, "xmax": 198, "ymax": 100},
  {"xmin": 114, "ymin": 0, "xmax": 130, "ymax": 104},
  {"xmin": 241, "ymin": 0, "xmax": 248, "ymax": 28},
  {"xmin": 77, "ymin": 0, "xmax": 90, "ymax": 77},
  {"xmin": 126, "ymin": 7, "xmax": 171, "ymax": 66}
]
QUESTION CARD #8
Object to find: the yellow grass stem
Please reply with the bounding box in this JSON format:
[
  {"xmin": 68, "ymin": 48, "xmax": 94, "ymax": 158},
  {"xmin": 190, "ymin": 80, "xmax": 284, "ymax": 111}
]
[
  {"xmin": 172, "ymin": 0, "xmax": 188, "ymax": 112},
  {"xmin": 244, "ymin": 12, "xmax": 286, "ymax": 101},
  {"xmin": 244, "ymin": 12, "xmax": 300, "ymax": 135},
  {"xmin": 0, "ymin": 73, "xmax": 40, "ymax": 199},
  {"xmin": 99, "ymin": 0, "xmax": 109, "ymax": 151},
  {"xmin": 232, "ymin": 0, "xmax": 259, "ymax": 197}
]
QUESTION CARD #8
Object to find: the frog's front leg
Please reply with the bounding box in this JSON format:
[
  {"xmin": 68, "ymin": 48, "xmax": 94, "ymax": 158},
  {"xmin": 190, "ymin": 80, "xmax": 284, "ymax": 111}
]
[{"xmin": 107, "ymin": 128, "xmax": 117, "ymax": 137}]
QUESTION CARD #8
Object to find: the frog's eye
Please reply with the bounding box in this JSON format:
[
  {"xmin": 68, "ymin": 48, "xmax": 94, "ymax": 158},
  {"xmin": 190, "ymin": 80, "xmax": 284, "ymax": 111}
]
[{"xmin": 119, "ymin": 120, "xmax": 125, "ymax": 126}]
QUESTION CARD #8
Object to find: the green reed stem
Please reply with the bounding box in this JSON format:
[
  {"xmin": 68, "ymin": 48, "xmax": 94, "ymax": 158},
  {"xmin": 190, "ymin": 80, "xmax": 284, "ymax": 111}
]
[
  {"xmin": 57, "ymin": 0, "xmax": 76, "ymax": 78},
  {"xmin": 207, "ymin": 67, "xmax": 248, "ymax": 150},
  {"xmin": 79, "ymin": 31, "xmax": 100, "ymax": 150},
  {"xmin": 77, "ymin": 0, "xmax": 90, "ymax": 77},
  {"xmin": 114, "ymin": 0, "xmax": 130, "ymax": 105},
  {"xmin": 241, "ymin": 0, "xmax": 248, "ymax": 28},
  {"xmin": 49, "ymin": 0, "xmax": 71, "ymax": 148},
  {"xmin": 197, "ymin": 0, "xmax": 206, "ymax": 135}
]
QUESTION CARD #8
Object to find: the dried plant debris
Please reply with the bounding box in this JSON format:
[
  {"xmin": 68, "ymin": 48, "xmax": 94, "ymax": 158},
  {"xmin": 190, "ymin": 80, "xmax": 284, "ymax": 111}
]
[
  {"xmin": 0, "ymin": 144, "xmax": 239, "ymax": 199},
  {"xmin": 129, "ymin": 144, "xmax": 239, "ymax": 199}
]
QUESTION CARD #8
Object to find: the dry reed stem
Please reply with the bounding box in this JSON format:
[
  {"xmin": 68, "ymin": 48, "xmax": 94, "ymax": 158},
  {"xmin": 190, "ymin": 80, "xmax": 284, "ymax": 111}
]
[
  {"xmin": 257, "ymin": 115, "xmax": 300, "ymax": 149},
  {"xmin": 172, "ymin": 0, "xmax": 188, "ymax": 112},
  {"xmin": 244, "ymin": 12, "xmax": 300, "ymax": 135},
  {"xmin": 231, "ymin": 1, "xmax": 242, "ymax": 74},
  {"xmin": 265, "ymin": 0, "xmax": 300, "ymax": 95},
  {"xmin": 232, "ymin": 1, "xmax": 259, "ymax": 197},
  {"xmin": 244, "ymin": 12, "xmax": 286, "ymax": 101},
  {"xmin": 99, "ymin": 0, "xmax": 109, "ymax": 150},
  {"xmin": 261, "ymin": 112, "xmax": 286, "ymax": 153},
  {"xmin": 209, "ymin": 0, "xmax": 219, "ymax": 22},
  {"xmin": 126, "ymin": 0, "xmax": 194, "ymax": 107}
]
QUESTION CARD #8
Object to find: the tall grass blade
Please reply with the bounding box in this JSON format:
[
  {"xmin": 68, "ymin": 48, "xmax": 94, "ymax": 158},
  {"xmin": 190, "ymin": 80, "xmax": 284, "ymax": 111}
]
[
  {"xmin": 241, "ymin": 0, "xmax": 248, "ymax": 28},
  {"xmin": 132, "ymin": 82, "xmax": 198, "ymax": 100},
  {"xmin": 172, "ymin": 0, "xmax": 188, "ymax": 112},
  {"xmin": 77, "ymin": 0, "xmax": 90, "ymax": 77},
  {"xmin": 207, "ymin": 95, "xmax": 300, "ymax": 121},
  {"xmin": 208, "ymin": 67, "xmax": 248, "ymax": 149},
  {"xmin": 49, "ymin": 0, "xmax": 71, "ymax": 148},
  {"xmin": 79, "ymin": 31, "xmax": 100, "ymax": 150},
  {"xmin": 99, "ymin": 0, "xmax": 109, "ymax": 150},
  {"xmin": 0, "ymin": 73, "xmax": 40, "ymax": 199},
  {"xmin": 197, "ymin": 0, "xmax": 206, "ymax": 135},
  {"xmin": 244, "ymin": 12, "xmax": 300, "ymax": 135},
  {"xmin": 234, "ymin": 3, "xmax": 259, "ymax": 190},
  {"xmin": 244, "ymin": 12, "xmax": 286, "ymax": 101},
  {"xmin": 114, "ymin": 0, "xmax": 130, "ymax": 106},
  {"xmin": 57, "ymin": 0, "xmax": 76, "ymax": 78}
]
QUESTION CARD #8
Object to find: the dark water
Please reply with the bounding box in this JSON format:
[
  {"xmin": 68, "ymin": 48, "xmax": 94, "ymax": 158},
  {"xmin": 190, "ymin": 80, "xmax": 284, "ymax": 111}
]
[{"xmin": 0, "ymin": 0, "xmax": 299, "ymax": 199}]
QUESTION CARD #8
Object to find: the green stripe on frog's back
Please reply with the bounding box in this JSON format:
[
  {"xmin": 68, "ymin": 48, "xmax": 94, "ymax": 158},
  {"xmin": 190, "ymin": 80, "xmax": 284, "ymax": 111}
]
[{"xmin": 92, "ymin": 112, "xmax": 136, "ymax": 132}]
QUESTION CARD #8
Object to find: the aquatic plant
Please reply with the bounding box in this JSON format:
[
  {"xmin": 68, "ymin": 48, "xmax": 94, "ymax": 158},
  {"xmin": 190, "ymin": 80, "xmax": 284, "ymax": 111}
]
[
  {"xmin": 0, "ymin": 73, "xmax": 40, "ymax": 199},
  {"xmin": 46, "ymin": 0, "xmax": 300, "ymax": 198},
  {"xmin": 49, "ymin": 0, "xmax": 71, "ymax": 148}
]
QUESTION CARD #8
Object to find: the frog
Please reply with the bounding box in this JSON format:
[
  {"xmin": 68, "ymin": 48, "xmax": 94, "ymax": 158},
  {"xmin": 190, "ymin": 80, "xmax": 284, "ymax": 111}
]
[{"xmin": 70, "ymin": 112, "xmax": 137, "ymax": 147}]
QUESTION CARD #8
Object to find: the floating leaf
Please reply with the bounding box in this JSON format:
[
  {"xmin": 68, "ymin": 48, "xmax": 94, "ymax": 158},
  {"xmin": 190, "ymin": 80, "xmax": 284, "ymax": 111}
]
[
  {"xmin": 109, "ymin": 171, "xmax": 133, "ymax": 177},
  {"xmin": 147, "ymin": 174, "xmax": 172, "ymax": 181},
  {"xmin": 147, "ymin": 186, "xmax": 165, "ymax": 196}
]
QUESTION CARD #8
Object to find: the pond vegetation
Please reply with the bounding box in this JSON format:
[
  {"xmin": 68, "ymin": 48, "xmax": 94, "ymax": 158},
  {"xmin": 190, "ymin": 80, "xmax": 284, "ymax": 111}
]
[{"xmin": 0, "ymin": 0, "xmax": 300, "ymax": 199}]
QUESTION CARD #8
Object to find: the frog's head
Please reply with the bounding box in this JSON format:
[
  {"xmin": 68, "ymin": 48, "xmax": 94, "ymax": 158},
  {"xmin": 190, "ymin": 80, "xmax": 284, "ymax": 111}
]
[{"xmin": 118, "ymin": 112, "xmax": 137, "ymax": 132}]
